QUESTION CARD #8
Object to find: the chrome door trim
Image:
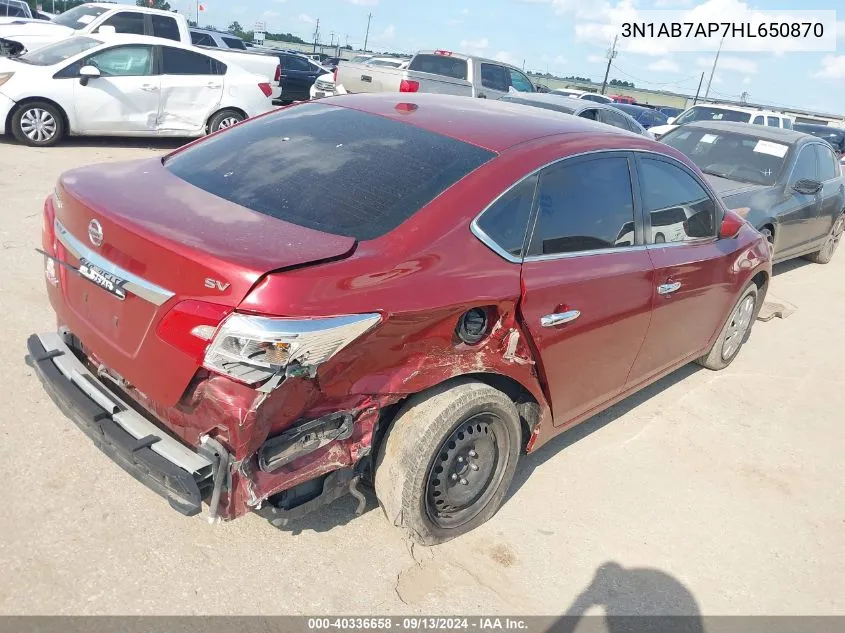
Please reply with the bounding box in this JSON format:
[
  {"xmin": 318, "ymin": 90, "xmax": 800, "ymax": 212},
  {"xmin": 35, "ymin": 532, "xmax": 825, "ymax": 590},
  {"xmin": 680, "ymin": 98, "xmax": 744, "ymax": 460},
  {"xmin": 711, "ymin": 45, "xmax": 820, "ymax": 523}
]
[{"xmin": 54, "ymin": 218, "xmax": 175, "ymax": 307}]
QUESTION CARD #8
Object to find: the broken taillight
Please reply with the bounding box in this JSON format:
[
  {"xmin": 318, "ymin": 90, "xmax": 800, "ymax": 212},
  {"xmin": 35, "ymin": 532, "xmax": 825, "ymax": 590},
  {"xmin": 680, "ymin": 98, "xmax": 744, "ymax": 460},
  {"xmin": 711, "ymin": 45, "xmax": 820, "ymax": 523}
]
[
  {"xmin": 399, "ymin": 79, "xmax": 420, "ymax": 93},
  {"xmin": 156, "ymin": 300, "xmax": 232, "ymax": 364},
  {"xmin": 274, "ymin": 64, "xmax": 281, "ymax": 82}
]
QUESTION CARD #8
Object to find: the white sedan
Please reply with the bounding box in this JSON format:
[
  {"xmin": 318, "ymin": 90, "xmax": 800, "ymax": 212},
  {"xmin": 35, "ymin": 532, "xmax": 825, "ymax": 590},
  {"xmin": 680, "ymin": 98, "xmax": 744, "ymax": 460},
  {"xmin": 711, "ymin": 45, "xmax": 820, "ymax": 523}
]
[{"xmin": 0, "ymin": 33, "xmax": 276, "ymax": 146}]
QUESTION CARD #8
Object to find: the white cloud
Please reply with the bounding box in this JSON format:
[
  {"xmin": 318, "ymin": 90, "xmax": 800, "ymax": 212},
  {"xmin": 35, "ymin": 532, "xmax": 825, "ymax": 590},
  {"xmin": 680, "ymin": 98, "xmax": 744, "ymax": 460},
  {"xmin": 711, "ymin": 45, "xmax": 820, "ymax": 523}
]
[
  {"xmin": 554, "ymin": 54, "xmax": 567, "ymax": 65},
  {"xmin": 461, "ymin": 8, "xmax": 470, "ymax": 14},
  {"xmin": 261, "ymin": 10, "xmax": 280, "ymax": 18},
  {"xmin": 647, "ymin": 58, "xmax": 681, "ymax": 72},
  {"xmin": 814, "ymin": 55, "xmax": 845, "ymax": 79},
  {"xmin": 653, "ymin": 0, "xmax": 693, "ymax": 6},
  {"xmin": 493, "ymin": 51, "xmax": 520, "ymax": 65},
  {"xmin": 695, "ymin": 55, "xmax": 758, "ymax": 74},
  {"xmin": 446, "ymin": 18, "xmax": 464, "ymax": 26},
  {"xmin": 586, "ymin": 54, "xmax": 606, "ymax": 64},
  {"xmin": 347, "ymin": 0, "xmax": 379, "ymax": 5},
  {"xmin": 742, "ymin": 76, "xmax": 752, "ymax": 85},
  {"xmin": 380, "ymin": 24, "xmax": 395, "ymax": 40},
  {"xmin": 297, "ymin": 13, "xmax": 315, "ymax": 25},
  {"xmin": 460, "ymin": 37, "xmax": 489, "ymax": 51}
]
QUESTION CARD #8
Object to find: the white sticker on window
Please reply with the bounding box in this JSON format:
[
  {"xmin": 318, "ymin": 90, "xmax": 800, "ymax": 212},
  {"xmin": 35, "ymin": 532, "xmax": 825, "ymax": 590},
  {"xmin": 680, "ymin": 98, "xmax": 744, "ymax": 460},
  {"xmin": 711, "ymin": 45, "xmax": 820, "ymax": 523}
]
[
  {"xmin": 76, "ymin": 14, "xmax": 96, "ymax": 24},
  {"xmin": 700, "ymin": 134, "xmax": 718, "ymax": 144},
  {"xmin": 753, "ymin": 140, "xmax": 789, "ymax": 158}
]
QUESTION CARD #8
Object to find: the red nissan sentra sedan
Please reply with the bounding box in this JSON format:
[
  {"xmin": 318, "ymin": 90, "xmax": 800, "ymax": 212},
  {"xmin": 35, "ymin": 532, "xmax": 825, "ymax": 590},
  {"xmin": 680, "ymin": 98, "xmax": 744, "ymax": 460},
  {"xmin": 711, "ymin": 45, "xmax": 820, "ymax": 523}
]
[{"xmin": 27, "ymin": 93, "xmax": 771, "ymax": 544}]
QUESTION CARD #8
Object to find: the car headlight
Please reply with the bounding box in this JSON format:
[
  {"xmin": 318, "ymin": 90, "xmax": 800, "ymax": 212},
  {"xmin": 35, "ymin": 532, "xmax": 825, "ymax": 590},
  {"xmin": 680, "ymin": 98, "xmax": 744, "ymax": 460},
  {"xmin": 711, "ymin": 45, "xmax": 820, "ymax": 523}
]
[
  {"xmin": 202, "ymin": 312, "xmax": 382, "ymax": 384},
  {"xmin": 0, "ymin": 72, "xmax": 14, "ymax": 89}
]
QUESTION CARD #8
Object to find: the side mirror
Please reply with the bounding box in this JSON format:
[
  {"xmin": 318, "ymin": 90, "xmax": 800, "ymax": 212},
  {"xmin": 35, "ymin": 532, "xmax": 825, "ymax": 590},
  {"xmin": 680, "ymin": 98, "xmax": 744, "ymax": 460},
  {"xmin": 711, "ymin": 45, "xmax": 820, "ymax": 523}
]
[
  {"xmin": 719, "ymin": 209, "xmax": 745, "ymax": 239},
  {"xmin": 666, "ymin": 116, "xmax": 676, "ymax": 125},
  {"xmin": 95, "ymin": 25, "xmax": 116, "ymax": 35},
  {"xmin": 78, "ymin": 65, "xmax": 100, "ymax": 86},
  {"xmin": 792, "ymin": 178, "xmax": 822, "ymax": 195}
]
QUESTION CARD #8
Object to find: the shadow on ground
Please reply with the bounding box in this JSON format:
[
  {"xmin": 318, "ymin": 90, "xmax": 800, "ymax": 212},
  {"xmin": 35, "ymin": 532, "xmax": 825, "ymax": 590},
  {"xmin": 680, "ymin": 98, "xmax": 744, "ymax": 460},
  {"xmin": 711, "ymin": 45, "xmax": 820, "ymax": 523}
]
[
  {"xmin": 509, "ymin": 364, "xmax": 701, "ymax": 501},
  {"xmin": 772, "ymin": 257, "xmax": 812, "ymax": 277},
  {"xmin": 549, "ymin": 561, "xmax": 704, "ymax": 632},
  {"xmin": 0, "ymin": 136, "xmax": 188, "ymax": 151}
]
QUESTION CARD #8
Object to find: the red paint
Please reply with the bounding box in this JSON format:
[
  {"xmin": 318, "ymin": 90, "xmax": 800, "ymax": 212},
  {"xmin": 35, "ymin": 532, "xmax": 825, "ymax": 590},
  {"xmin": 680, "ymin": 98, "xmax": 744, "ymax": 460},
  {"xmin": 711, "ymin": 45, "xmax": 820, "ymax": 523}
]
[{"xmin": 39, "ymin": 93, "xmax": 772, "ymax": 521}]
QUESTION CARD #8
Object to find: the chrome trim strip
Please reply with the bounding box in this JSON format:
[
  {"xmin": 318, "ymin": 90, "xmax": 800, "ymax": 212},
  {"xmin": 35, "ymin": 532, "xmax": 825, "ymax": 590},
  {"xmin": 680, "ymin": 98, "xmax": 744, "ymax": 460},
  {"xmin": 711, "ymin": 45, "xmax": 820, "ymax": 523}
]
[
  {"xmin": 524, "ymin": 244, "xmax": 648, "ymax": 262},
  {"xmin": 36, "ymin": 332, "xmax": 212, "ymax": 475},
  {"xmin": 470, "ymin": 148, "xmax": 714, "ymax": 263},
  {"xmin": 54, "ymin": 218, "xmax": 175, "ymax": 307}
]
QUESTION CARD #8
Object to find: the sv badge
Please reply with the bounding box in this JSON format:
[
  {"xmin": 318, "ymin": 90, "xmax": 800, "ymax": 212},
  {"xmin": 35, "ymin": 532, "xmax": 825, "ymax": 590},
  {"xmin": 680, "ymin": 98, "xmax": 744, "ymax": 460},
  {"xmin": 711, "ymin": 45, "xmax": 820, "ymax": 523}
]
[{"xmin": 204, "ymin": 278, "xmax": 231, "ymax": 292}]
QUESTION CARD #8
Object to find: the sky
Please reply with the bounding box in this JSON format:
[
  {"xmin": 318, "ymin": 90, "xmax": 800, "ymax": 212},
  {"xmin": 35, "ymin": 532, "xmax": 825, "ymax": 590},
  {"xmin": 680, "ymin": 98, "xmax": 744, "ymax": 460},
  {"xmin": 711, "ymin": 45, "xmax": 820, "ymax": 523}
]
[{"xmin": 124, "ymin": 0, "xmax": 842, "ymax": 114}]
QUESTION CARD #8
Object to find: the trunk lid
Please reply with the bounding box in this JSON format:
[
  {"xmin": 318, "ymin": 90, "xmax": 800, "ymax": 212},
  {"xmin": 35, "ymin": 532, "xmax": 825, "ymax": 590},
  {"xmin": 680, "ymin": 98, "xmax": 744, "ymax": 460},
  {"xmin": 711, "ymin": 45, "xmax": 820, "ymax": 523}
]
[{"xmin": 52, "ymin": 158, "xmax": 356, "ymax": 405}]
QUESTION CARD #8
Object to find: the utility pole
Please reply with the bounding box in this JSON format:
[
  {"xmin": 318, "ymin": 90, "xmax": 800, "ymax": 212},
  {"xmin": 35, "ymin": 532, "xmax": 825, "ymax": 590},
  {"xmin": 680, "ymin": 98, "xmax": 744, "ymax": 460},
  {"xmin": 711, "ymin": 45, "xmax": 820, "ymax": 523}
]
[
  {"xmin": 692, "ymin": 71, "xmax": 705, "ymax": 104},
  {"xmin": 312, "ymin": 18, "xmax": 320, "ymax": 54},
  {"xmin": 704, "ymin": 35, "xmax": 724, "ymax": 101},
  {"xmin": 600, "ymin": 35, "xmax": 618, "ymax": 95},
  {"xmin": 363, "ymin": 12, "xmax": 372, "ymax": 52}
]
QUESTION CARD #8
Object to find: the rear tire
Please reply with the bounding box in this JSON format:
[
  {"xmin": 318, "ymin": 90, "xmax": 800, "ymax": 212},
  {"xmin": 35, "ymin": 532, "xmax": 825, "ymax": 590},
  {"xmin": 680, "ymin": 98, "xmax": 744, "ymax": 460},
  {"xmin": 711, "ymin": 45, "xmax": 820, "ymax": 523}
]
[
  {"xmin": 803, "ymin": 213, "xmax": 844, "ymax": 264},
  {"xmin": 374, "ymin": 379, "xmax": 521, "ymax": 546},
  {"xmin": 11, "ymin": 101, "xmax": 64, "ymax": 147},
  {"xmin": 697, "ymin": 284, "xmax": 759, "ymax": 371},
  {"xmin": 207, "ymin": 109, "xmax": 245, "ymax": 134}
]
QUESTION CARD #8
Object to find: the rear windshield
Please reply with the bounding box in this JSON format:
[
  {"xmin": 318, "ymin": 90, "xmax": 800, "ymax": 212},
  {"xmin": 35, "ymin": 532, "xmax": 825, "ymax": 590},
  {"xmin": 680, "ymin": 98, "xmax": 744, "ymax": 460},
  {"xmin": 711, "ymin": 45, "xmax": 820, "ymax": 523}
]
[
  {"xmin": 165, "ymin": 104, "xmax": 494, "ymax": 241},
  {"xmin": 408, "ymin": 54, "xmax": 468, "ymax": 80},
  {"xmin": 675, "ymin": 106, "xmax": 752, "ymax": 125}
]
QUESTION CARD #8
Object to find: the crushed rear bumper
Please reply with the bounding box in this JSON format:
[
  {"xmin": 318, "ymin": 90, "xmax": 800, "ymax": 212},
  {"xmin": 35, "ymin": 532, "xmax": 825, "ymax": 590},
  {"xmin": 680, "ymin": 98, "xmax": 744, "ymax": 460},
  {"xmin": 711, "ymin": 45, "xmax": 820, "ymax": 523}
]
[{"xmin": 26, "ymin": 332, "xmax": 214, "ymax": 516}]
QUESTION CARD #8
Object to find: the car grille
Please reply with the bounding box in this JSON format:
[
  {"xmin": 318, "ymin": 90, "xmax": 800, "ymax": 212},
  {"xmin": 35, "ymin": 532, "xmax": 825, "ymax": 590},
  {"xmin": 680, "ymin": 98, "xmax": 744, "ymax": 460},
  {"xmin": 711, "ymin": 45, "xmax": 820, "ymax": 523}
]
[{"xmin": 315, "ymin": 80, "xmax": 334, "ymax": 91}]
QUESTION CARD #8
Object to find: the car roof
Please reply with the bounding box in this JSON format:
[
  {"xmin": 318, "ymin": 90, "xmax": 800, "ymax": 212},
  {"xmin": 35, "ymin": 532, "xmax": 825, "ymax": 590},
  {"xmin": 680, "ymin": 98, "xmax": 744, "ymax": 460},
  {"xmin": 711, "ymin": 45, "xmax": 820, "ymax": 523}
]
[
  {"xmin": 414, "ymin": 50, "xmax": 524, "ymax": 71},
  {"xmin": 679, "ymin": 120, "xmax": 809, "ymax": 144},
  {"xmin": 86, "ymin": 2, "xmax": 173, "ymax": 16},
  {"xmin": 498, "ymin": 92, "xmax": 611, "ymax": 113},
  {"xmin": 613, "ymin": 103, "xmax": 654, "ymax": 114},
  {"xmin": 325, "ymin": 93, "xmax": 653, "ymax": 152}
]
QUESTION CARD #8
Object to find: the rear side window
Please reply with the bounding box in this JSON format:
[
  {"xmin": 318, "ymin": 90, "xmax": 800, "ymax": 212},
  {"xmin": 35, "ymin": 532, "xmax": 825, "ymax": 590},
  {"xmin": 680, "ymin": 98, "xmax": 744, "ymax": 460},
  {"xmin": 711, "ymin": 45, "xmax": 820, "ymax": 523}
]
[
  {"xmin": 165, "ymin": 104, "xmax": 495, "ymax": 241},
  {"xmin": 222, "ymin": 36, "xmax": 246, "ymax": 50},
  {"xmin": 191, "ymin": 32, "xmax": 216, "ymax": 46},
  {"xmin": 475, "ymin": 175, "xmax": 538, "ymax": 258},
  {"xmin": 601, "ymin": 108, "xmax": 634, "ymax": 132},
  {"xmin": 162, "ymin": 47, "xmax": 222, "ymax": 75},
  {"xmin": 783, "ymin": 118, "xmax": 793, "ymax": 130},
  {"xmin": 152, "ymin": 15, "xmax": 180, "ymax": 41},
  {"xmin": 638, "ymin": 158, "xmax": 716, "ymax": 242},
  {"xmin": 408, "ymin": 54, "xmax": 468, "ymax": 80},
  {"xmin": 480, "ymin": 63, "xmax": 508, "ymax": 92},
  {"xmin": 286, "ymin": 55, "xmax": 312, "ymax": 71},
  {"xmin": 529, "ymin": 156, "xmax": 635, "ymax": 255},
  {"xmin": 766, "ymin": 116, "xmax": 780, "ymax": 127},
  {"xmin": 99, "ymin": 11, "xmax": 145, "ymax": 36}
]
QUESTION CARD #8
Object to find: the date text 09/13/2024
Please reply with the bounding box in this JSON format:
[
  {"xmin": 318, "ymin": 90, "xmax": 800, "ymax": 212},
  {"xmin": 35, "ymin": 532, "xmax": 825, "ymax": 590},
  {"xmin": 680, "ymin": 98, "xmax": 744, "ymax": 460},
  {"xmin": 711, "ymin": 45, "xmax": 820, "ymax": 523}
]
[{"xmin": 307, "ymin": 618, "xmax": 528, "ymax": 630}]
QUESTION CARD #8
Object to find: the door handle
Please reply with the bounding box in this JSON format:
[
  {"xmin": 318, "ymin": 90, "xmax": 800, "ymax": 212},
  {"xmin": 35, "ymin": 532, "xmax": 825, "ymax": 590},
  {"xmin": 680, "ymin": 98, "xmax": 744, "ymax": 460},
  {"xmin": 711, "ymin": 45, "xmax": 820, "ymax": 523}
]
[
  {"xmin": 658, "ymin": 281, "xmax": 682, "ymax": 295},
  {"xmin": 141, "ymin": 84, "xmax": 159, "ymax": 92},
  {"xmin": 541, "ymin": 310, "xmax": 581, "ymax": 328}
]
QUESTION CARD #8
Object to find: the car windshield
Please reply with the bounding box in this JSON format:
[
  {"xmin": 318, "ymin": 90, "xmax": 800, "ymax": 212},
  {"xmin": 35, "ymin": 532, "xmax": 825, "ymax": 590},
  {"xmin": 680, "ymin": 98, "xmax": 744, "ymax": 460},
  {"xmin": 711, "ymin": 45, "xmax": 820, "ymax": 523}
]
[
  {"xmin": 662, "ymin": 128, "xmax": 788, "ymax": 185},
  {"xmin": 165, "ymin": 103, "xmax": 495, "ymax": 241},
  {"xmin": 674, "ymin": 107, "xmax": 752, "ymax": 125},
  {"xmin": 51, "ymin": 5, "xmax": 108, "ymax": 29},
  {"xmin": 17, "ymin": 36, "xmax": 101, "ymax": 65}
]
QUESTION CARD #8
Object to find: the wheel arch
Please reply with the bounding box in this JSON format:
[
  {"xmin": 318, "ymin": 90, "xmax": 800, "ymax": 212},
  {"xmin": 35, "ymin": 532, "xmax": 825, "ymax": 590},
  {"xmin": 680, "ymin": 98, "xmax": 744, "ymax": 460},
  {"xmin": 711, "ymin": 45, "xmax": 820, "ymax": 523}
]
[
  {"xmin": 206, "ymin": 106, "xmax": 248, "ymax": 133},
  {"xmin": 7, "ymin": 97, "xmax": 71, "ymax": 136}
]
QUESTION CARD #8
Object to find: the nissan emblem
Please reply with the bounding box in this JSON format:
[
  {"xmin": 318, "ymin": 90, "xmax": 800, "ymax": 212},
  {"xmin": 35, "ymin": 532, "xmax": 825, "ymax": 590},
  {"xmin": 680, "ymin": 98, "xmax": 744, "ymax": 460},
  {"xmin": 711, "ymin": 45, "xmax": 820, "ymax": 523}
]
[{"xmin": 88, "ymin": 219, "xmax": 103, "ymax": 247}]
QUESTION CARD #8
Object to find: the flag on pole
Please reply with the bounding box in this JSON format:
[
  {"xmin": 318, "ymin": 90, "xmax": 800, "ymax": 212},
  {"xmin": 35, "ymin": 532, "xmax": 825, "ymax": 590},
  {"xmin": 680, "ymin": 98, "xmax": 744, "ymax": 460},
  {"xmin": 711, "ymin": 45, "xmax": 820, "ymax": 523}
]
[{"xmin": 198, "ymin": 3, "xmax": 206, "ymax": 11}]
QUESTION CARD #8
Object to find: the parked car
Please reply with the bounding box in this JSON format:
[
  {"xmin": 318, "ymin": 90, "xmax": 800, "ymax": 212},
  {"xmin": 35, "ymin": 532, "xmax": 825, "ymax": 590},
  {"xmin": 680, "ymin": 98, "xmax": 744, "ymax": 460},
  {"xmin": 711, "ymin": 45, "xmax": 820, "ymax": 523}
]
[
  {"xmin": 550, "ymin": 88, "xmax": 613, "ymax": 104},
  {"xmin": 650, "ymin": 104, "xmax": 793, "ymax": 139},
  {"xmin": 656, "ymin": 105, "xmax": 683, "ymax": 118},
  {"xmin": 611, "ymin": 103, "xmax": 669, "ymax": 129},
  {"xmin": 335, "ymin": 49, "xmax": 536, "ymax": 98},
  {"xmin": 661, "ymin": 121, "xmax": 845, "ymax": 264},
  {"xmin": 498, "ymin": 92, "xmax": 654, "ymax": 138},
  {"xmin": 0, "ymin": 3, "xmax": 281, "ymax": 97},
  {"xmin": 0, "ymin": 0, "xmax": 30, "ymax": 18},
  {"xmin": 27, "ymin": 93, "xmax": 770, "ymax": 545},
  {"xmin": 310, "ymin": 71, "xmax": 338, "ymax": 100},
  {"xmin": 265, "ymin": 50, "xmax": 329, "ymax": 103},
  {"xmin": 610, "ymin": 94, "xmax": 635, "ymax": 104},
  {"xmin": 189, "ymin": 28, "xmax": 248, "ymax": 51},
  {"xmin": 792, "ymin": 122, "xmax": 845, "ymax": 158},
  {"xmin": 0, "ymin": 34, "xmax": 276, "ymax": 146}
]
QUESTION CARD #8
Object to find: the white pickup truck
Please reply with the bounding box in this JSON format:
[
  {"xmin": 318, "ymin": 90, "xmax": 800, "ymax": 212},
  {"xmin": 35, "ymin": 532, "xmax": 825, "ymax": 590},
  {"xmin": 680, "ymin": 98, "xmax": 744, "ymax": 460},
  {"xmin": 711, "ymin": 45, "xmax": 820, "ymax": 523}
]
[
  {"xmin": 334, "ymin": 49, "xmax": 536, "ymax": 99},
  {"xmin": 0, "ymin": 3, "xmax": 280, "ymax": 95}
]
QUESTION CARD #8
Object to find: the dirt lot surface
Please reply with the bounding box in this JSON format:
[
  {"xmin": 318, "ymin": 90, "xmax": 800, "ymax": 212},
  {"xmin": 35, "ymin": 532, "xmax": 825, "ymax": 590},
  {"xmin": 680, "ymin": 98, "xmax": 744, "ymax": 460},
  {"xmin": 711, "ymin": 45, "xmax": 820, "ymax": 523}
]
[{"xmin": 1, "ymin": 139, "xmax": 843, "ymax": 617}]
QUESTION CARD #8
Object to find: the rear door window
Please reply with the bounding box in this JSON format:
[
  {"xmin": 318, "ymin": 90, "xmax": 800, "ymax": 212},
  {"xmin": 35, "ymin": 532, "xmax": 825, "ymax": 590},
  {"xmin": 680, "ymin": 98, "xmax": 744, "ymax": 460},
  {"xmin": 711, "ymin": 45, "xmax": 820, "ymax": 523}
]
[
  {"xmin": 600, "ymin": 108, "xmax": 632, "ymax": 132},
  {"xmin": 286, "ymin": 55, "xmax": 312, "ymax": 71},
  {"xmin": 222, "ymin": 36, "xmax": 247, "ymax": 50},
  {"xmin": 162, "ymin": 47, "xmax": 221, "ymax": 75},
  {"xmin": 99, "ymin": 11, "xmax": 145, "ymax": 36},
  {"xmin": 766, "ymin": 116, "xmax": 780, "ymax": 127},
  {"xmin": 165, "ymin": 104, "xmax": 495, "ymax": 241},
  {"xmin": 191, "ymin": 32, "xmax": 216, "ymax": 46},
  {"xmin": 408, "ymin": 54, "xmax": 468, "ymax": 80},
  {"xmin": 480, "ymin": 63, "xmax": 508, "ymax": 92},
  {"xmin": 528, "ymin": 155, "xmax": 636, "ymax": 255},
  {"xmin": 151, "ymin": 15, "xmax": 180, "ymax": 41}
]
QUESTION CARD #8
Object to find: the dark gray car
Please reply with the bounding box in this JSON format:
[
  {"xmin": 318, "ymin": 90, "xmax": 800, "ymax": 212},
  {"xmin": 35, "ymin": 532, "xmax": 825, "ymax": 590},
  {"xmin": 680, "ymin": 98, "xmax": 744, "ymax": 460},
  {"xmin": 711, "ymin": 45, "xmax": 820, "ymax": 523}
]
[
  {"xmin": 498, "ymin": 92, "xmax": 653, "ymax": 138},
  {"xmin": 661, "ymin": 121, "xmax": 845, "ymax": 264}
]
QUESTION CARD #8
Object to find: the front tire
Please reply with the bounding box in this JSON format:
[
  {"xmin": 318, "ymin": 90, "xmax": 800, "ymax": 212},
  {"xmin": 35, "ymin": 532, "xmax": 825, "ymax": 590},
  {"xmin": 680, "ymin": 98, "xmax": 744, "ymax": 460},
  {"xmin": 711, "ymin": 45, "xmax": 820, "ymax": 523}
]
[
  {"xmin": 375, "ymin": 379, "xmax": 521, "ymax": 545},
  {"xmin": 11, "ymin": 101, "xmax": 64, "ymax": 147},
  {"xmin": 207, "ymin": 109, "xmax": 245, "ymax": 134},
  {"xmin": 803, "ymin": 213, "xmax": 844, "ymax": 264},
  {"xmin": 697, "ymin": 283, "xmax": 759, "ymax": 371}
]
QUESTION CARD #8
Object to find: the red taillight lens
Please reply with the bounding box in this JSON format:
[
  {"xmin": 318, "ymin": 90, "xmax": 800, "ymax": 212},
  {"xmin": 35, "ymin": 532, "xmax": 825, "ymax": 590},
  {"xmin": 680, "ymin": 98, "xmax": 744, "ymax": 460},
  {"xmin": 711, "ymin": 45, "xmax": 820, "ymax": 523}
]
[
  {"xmin": 274, "ymin": 64, "xmax": 281, "ymax": 82},
  {"xmin": 157, "ymin": 300, "xmax": 232, "ymax": 364},
  {"xmin": 399, "ymin": 79, "xmax": 419, "ymax": 93},
  {"xmin": 259, "ymin": 82, "xmax": 273, "ymax": 97},
  {"xmin": 333, "ymin": 66, "xmax": 338, "ymax": 83}
]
